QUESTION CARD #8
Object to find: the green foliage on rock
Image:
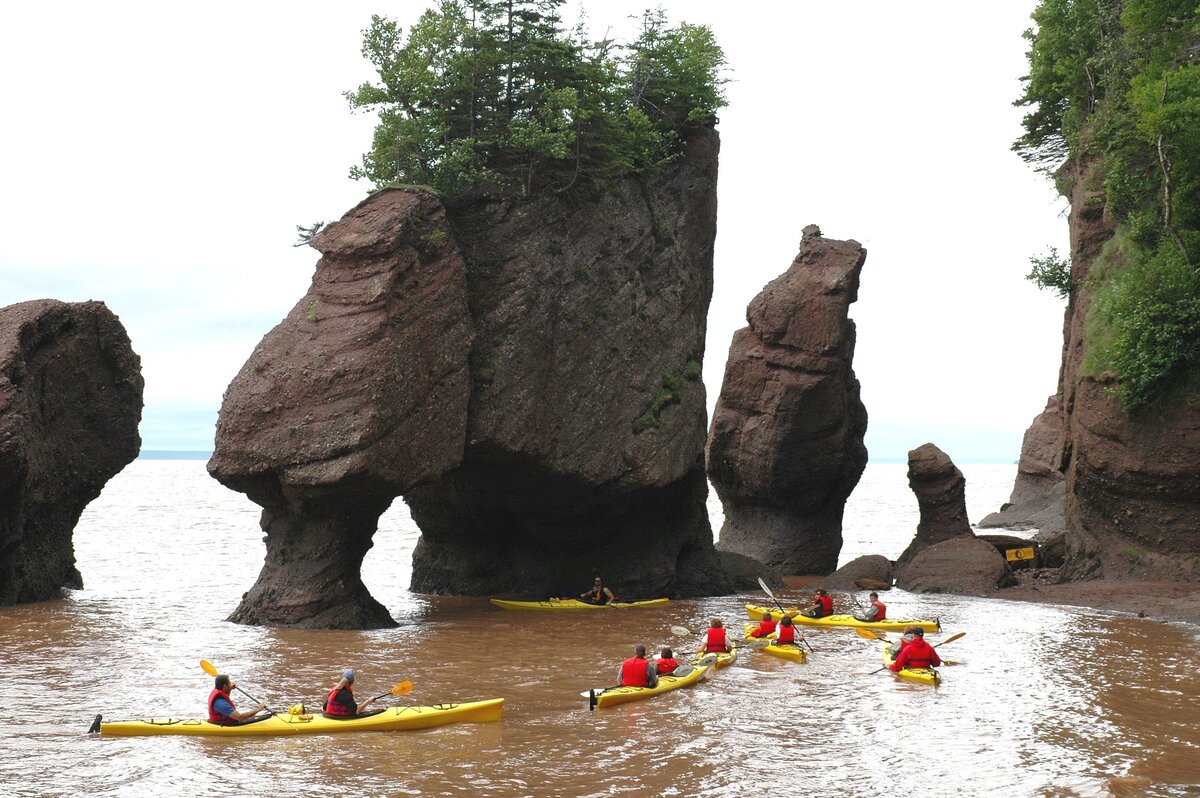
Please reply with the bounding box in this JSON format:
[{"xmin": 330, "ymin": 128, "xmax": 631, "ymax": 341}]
[
  {"xmin": 1014, "ymin": 0, "xmax": 1200, "ymax": 411},
  {"xmin": 1026, "ymin": 246, "xmax": 1072, "ymax": 299},
  {"xmin": 346, "ymin": 1, "xmax": 727, "ymax": 199}
]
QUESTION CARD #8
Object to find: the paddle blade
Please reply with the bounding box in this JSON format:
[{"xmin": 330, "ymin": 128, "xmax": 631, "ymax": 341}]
[
  {"xmin": 200, "ymin": 659, "xmax": 218, "ymax": 677},
  {"xmin": 392, "ymin": 680, "xmax": 414, "ymax": 697},
  {"xmin": 855, "ymin": 627, "xmax": 886, "ymax": 641},
  {"xmin": 670, "ymin": 625, "xmax": 692, "ymax": 636},
  {"xmin": 757, "ymin": 577, "xmax": 776, "ymax": 600},
  {"xmin": 936, "ymin": 632, "xmax": 966, "ymax": 647}
]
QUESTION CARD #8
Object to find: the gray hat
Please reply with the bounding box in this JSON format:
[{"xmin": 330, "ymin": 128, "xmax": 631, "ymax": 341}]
[{"xmin": 343, "ymin": 669, "xmax": 356, "ymax": 683}]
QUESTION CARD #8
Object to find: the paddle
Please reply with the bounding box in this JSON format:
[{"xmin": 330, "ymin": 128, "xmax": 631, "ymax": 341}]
[
  {"xmin": 369, "ymin": 680, "xmax": 414, "ymax": 703},
  {"xmin": 861, "ymin": 631, "xmax": 966, "ymax": 675},
  {"xmin": 200, "ymin": 659, "xmax": 275, "ymax": 717},
  {"xmin": 757, "ymin": 577, "xmax": 814, "ymax": 652}
]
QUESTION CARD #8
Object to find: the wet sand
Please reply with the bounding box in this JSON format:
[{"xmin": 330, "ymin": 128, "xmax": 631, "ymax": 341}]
[{"xmin": 990, "ymin": 577, "xmax": 1200, "ymax": 625}]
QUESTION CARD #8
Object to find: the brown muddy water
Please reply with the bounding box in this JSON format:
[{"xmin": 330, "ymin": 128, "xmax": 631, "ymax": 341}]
[{"xmin": 1, "ymin": 461, "xmax": 1197, "ymax": 797}]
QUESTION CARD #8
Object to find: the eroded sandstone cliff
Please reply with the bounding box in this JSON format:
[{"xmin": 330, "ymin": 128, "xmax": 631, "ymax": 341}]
[
  {"xmin": 209, "ymin": 189, "xmax": 474, "ymax": 627},
  {"xmin": 1003, "ymin": 157, "xmax": 1200, "ymax": 581},
  {"xmin": 706, "ymin": 225, "xmax": 868, "ymax": 575},
  {"xmin": 211, "ymin": 131, "xmax": 732, "ymax": 624},
  {"xmin": 0, "ymin": 299, "xmax": 143, "ymax": 604}
]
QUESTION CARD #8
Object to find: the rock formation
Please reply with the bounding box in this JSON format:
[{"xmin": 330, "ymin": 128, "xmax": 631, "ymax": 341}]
[
  {"xmin": 706, "ymin": 225, "xmax": 868, "ymax": 575},
  {"xmin": 209, "ymin": 189, "xmax": 474, "ymax": 627},
  {"xmin": 0, "ymin": 299, "xmax": 143, "ymax": 604},
  {"xmin": 896, "ymin": 537, "xmax": 1016, "ymax": 594},
  {"xmin": 896, "ymin": 443, "xmax": 974, "ymax": 570},
  {"xmin": 407, "ymin": 130, "xmax": 729, "ymax": 599},
  {"xmin": 812, "ymin": 554, "xmax": 893, "ymax": 593},
  {"xmin": 211, "ymin": 130, "xmax": 735, "ymax": 625},
  {"xmin": 978, "ymin": 395, "xmax": 1065, "ymax": 538},
  {"xmin": 1004, "ymin": 157, "xmax": 1200, "ymax": 582}
]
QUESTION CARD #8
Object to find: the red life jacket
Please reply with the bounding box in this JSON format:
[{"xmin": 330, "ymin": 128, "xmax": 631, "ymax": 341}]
[
  {"xmin": 620, "ymin": 656, "xmax": 651, "ymax": 687},
  {"xmin": 816, "ymin": 595, "xmax": 833, "ymax": 616},
  {"xmin": 751, "ymin": 620, "xmax": 776, "ymax": 638},
  {"xmin": 657, "ymin": 658, "xmax": 678, "ymax": 675},
  {"xmin": 871, "ymin": 600, "xmax": 887, "ymax": 620},
  {"xmin": 208, "ymin": 688, "xmax": 235, "ymax": 724},
  {"xmin": 896, "ymin": 638, "xmax": 940, "ymax": 670},
  {"xmin": 776, "ymin": 624, "xmax": 796, "ymax": 644},
  {"xmin": 704, "ymin": 627, "xmax": 728, "ymax": 652},
  {"xmin": 324, "ymin": 686, "xmax": 354, "ymax": 716}
]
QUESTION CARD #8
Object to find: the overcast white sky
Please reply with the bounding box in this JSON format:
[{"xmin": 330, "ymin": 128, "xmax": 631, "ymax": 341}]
[{"xmin": 0, "ymin": 1, "xmax": 1065, "ymax": 462}]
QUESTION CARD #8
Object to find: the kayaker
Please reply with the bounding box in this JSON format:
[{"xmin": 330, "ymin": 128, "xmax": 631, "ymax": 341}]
[
  {"xmin": 800, "ymin": 588, "xmax": 834, "ymax": 618},
  {"xmin": 775, "ymin": 615, "xmax": 802, "ymax": 646},
  {"xmin": 656, "ymin": 647, "xmax": 679, "ymax": 676},
  {"xmin": 208, "ymin": 675, "xmax": 266, "ymax": 725},
  {"xmin": 700, "ymin": 618, "xmax": 731, "ymax": 654},
  {"xmin": 855, "ymin": 592, "xmax": 887, "ymax": 622},
  {"xmin": 888, "ymin": 627, "xmax": 941, "ymax": 672},
  {"xmin": 618, "ymin": 644, "xmax": 658, "ymax": 687},
  {"xmin": 747, "ymin": 611, "xmax": 777, "ymax": 638},
  {"xmin": 323, "ymin": 669, "xmax": 378, "ymax": 718},
  {"xmin": 580, "ymin": 577, "xmax": 616, "ymax": 605}
]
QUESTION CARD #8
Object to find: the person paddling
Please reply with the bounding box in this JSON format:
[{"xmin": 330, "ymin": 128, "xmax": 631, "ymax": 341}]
[
  {"xmin": 207, "ymin": 674, "xmax": 267, "ymax": 725},
  {"xmin": 656, "ymin": 647, "xmax": 679, "ymax": 676},
  {"xmin": 699, "ymin": 618, "xmax": 731, "ymax": 654},
  {"xmin": 774, "ymin": 615, "xmax": 803, "ymax": 647},
  {"xmin": 801, "ymin": 588, "xmax": 834, "ymax": 618},
  {"xmin": 581, "ymin": 577, "xmax": 616, "ymax": 605},
  {"xmin": 855, "ymin": 591, "xmax": 887, "ymax": 622},
  {"xmin": 323, "ymin": 669, "xmax": 378, "ymax": 718},
  {"xmin": 888, "ymin": 627, "xmax": 941, "ymax": 672},
  {"xmin": 618, "ymin": 644, "xmax": 658, "ymax": 687},
  {"xmin": 747, "ymin": 611, "xmax": 777, "ymax": 638}
]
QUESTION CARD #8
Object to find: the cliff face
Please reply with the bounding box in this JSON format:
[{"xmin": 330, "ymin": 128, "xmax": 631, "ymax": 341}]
[
  {"xmin": 0, "ymin": 300, "xmax": 143, "ymax": 604},
  {"xmin": 1011, "ymin": 157, "xmax": 1200, "ymax": 580},
  {"xmin": 209, "ymin": 189, "xmax": 474, "ymax": 627},
  {"xmin": 408, "ymin": 130, "xmax": 727, "ymax": 599},
  {"xmin": 210, "ymin": 131, "xmax": 731, "ymax": 625},
  {"xmin": 705, "ymin": 225, "xmax": 868, "ymax": 575}
]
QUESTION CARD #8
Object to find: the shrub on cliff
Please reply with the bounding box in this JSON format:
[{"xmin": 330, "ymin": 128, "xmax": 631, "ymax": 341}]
[
  {"xmin": 346, "ymin": 0, "xmax": 727, "ymax": 199},
  {"xmin": 1014, "ymin": 0, "xmax": 1200, "ymax": 410}
]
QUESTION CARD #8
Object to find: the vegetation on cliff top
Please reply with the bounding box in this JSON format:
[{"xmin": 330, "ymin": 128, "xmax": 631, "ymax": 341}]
[
  {"xmin": 346, "ymin": 0, "xmax": 727, "ymax": 200},
  {"xmin": 1014, "ymin": 0, "xmax": 1200, "ymax": 411}
]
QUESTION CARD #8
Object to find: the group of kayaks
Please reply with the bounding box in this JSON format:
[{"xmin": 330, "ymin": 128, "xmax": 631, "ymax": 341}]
[{"xmin": 94, "ymin": 593, "xmax": 949, "ymax": 735}]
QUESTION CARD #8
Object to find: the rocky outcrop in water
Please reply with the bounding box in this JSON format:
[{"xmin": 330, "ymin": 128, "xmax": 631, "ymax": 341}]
[
  {"xmin": 408, "ymin": 130, "xmax": 729, "ymax": 599},
  {"xmin": 706, "ymin": 226, "xmax": 868, "ymax": 576},
  {"xmin": 208, "ymin": 189, "xmax": 474, "ymax": 628},
  {"xmin": 211, "ymin": 131, "xmax": 735, "ymax": 626},
  {"xmin": 812, "ymin": 554, "xmax": 893, "ymax": 593},
  {"xmin": 896, "ymin": 443, "xmax": 974, "ymax": 570},
  {"xmin": 0, "ymin": 299, "xmax": 143, "ymax": 605}
]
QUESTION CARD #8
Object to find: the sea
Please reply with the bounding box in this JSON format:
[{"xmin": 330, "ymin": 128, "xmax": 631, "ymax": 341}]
[{"xmin": 1, "ymin": 459, "xmax": 1197, "ymax": 797}]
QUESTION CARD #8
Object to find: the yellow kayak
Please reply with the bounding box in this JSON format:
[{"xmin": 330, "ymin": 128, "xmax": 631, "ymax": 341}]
[
  {"xmin": 696, "ymin": 643, "xmax": 737, "ymax": 670},
  {"xmin": 744, "ymin": 604, "xmax": 939, "ymax": 633},
  {"xmin": 742, "ymin": 623, "xmax": 807, "ymax": 664},
  {"xmin": 586, "ymin": 660, "xmax": 710, "ymax": 708},
  {"xmin": 882, "ymin": 642, "xmax": 940, "ymax": 686},
  {"xmin": 97, "ymin": 699, "xmax": 504, "ymax": 737},
  {"xmin": 490, "ymin": 597, "xmax": 669, "ymax": 611}
]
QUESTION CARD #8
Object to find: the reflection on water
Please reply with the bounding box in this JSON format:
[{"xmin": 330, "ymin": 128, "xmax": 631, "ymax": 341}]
[{"xmin": 0, "ymin": 461, "xmax": 1197, "ymax": 797}]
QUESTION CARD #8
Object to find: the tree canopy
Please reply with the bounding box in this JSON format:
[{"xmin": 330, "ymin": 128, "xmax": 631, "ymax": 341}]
[
  {"xmin": 1014, "ymin": 0, "xmax": 1200, "ymax": 411},
  {"xmin": 346, "ymin": 1, "xmax": 727, "ymax": 199}
]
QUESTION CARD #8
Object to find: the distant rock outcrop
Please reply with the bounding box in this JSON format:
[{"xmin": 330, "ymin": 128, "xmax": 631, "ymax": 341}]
[
  {"xmin": 706, "ymin": 225, "xmax": 868, "ymax": 575},
  {"xmin": 812, "ymin": 554, "xmax": 893, "ymax": 593},
  {"xmin": 211, "ymin": 131, "xmax": 737, "ymax": 626},
  {"xmin": 0, "ymin": 299, "xmax": 143, "ymax": 604},
  {"xmin": 896, "ymin": 443, "xmax": 974, "ymax": 570},
  {"xmin": 978, "ymin": 395, "xmax": 1065, "ymax": 538},
  {"xmin": 209, "ymin": 189, "xmax": 474, "ymax": 628}
]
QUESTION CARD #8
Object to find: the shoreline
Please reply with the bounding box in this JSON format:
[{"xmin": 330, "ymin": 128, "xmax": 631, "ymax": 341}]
[{"xmin": 987, "ymin": 579, "xmax": 1200, "ymax": 626}]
